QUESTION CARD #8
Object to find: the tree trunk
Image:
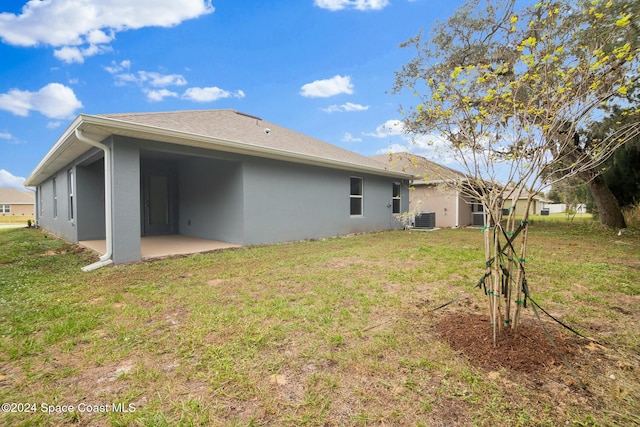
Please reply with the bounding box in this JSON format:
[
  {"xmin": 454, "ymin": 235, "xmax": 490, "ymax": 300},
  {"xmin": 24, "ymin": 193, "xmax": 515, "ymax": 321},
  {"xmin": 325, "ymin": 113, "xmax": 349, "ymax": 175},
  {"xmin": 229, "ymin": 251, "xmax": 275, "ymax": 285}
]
[{"xmin": 589, "ymin": 174, "xmax": 627, "ymax": 228}]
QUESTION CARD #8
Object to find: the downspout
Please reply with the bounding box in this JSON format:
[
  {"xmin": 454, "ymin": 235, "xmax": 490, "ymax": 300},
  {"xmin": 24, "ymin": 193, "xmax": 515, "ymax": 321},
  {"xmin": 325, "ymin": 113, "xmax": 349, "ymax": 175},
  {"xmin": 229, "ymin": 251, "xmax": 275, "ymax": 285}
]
[
  {"xmin": 455, "ymin": 189, "xmax": 460, "ymax": 228},
  {"xmin": 75, "ymin": 129, "xmax": 114, "ymax": 271}
]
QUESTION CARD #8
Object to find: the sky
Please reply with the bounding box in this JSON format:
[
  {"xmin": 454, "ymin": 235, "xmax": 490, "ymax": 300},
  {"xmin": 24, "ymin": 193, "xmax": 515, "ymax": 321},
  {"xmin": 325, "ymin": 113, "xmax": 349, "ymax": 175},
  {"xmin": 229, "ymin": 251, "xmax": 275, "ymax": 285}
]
[{"xmin": 0, "ymin": 0, "xmax": 468, "ymax": 189}]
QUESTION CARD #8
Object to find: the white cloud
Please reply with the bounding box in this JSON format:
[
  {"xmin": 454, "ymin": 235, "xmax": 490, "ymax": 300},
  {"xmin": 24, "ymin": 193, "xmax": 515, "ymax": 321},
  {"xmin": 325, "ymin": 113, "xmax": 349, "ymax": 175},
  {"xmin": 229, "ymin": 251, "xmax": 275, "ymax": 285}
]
[
  {"xmin": 342, "ymin": 132, "xmax": 362, "ymax": 142},
  {"xmin": 300, "ymin": 75, "xmax": 353, "ymax": 98},
  {"xmin": 0, "ymin": 83, "xmax": 83, "ymax": 119},
  {"xmin": 144, "ymin": 89, "xmax": 179, "ymax": 102},
  {"xmin": 141, "ymin": 72, "xmax": 188, "ymax": 87},
  {"xmin": 375, "ymin": 143, "xmax": 408, "ymax": 154},
  {"xmin": 365, "ymin": 118, "xmax": 459, "ymax": 163},
  {"xmin": 86, "ymin": 29, "xmax": 114, "ymax": 45},
  {"xmin": 314, "ymin": 0, "xmax": 389, "ymax": 11},
  {"xmin": 0, "ymin": 0, "xmax": 214, "ymax": 62},
  {"xmin": 182, "ymin": 87, "xmax": 246, "ymax": 102},
  {"xmin": 104, "ymin": 63, "xmax": 245, "ymax": 103},
  {"xmin": 54, "ymin": 41, "xmax": 113, "ymax": 63},
  {"xmin": 373, "ymin": 131, "xmax": 458, "ymax": 164},
  {"xmin": 112, "ymin": 73, "xmax": 138, "ymax": 86},
  {"xmin": 54, "ymin": 47, "xmax": 84, "ymax": 64},
  {"xmin": 0, "ymin": 131, "xmax": 24, "ymax": 144},
  {"xmin": 0, "ymin": 169, "xmax": 27, "ymax": 189},
  {"xmin": 322, "ymin": 102, "xmax": 369, "ymax": 113},
  {"xmin": 113, "ymin": 71, "xmax": 187, "ymax": 87},
  {"xmin": 47, "ymin": 121, "xmax": 62, "ymax": 129},
  {"xmin": 104, "ymin": 60, "xmax": 131, "ymax": 74},
  {"xmin": 363, "ymin": 119, "xmax": 406, "ymax": 138}
]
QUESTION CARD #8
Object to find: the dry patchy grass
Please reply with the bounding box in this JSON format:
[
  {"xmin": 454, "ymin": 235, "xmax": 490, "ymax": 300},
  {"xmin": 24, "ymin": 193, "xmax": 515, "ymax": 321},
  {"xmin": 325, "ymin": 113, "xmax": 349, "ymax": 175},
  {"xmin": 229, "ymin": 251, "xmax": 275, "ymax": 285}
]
[{"xmin": 0, "ymin": 223, "xmax": 638, "ymax": 426}]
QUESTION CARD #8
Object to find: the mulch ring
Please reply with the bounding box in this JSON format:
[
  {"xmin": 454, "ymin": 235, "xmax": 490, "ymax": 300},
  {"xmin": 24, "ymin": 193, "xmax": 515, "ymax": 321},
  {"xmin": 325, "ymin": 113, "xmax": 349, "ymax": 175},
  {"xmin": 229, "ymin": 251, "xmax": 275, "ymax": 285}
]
[{"xmin": 436, "ymin": 312, "xmax": 582, "ymax": 373}]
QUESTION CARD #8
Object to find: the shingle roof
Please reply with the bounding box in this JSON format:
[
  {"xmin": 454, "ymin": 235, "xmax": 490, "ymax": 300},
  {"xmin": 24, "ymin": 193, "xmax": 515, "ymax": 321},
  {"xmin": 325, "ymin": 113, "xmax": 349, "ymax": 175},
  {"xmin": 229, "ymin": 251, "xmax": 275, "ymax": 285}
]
[
  {"xmin": 98, "ymin": 109, "xmax": 397, "ymax": 173},
  {"xmin": 0, "ymin": 188, "xmax": 34, "ymax": 204},
  {"xmin": 370, "ymin": 152, "xmax": 467, "ymax": 184},
  {"xmin": 26, "ymin": 109, "xmax": 411, "ymax": 186}
]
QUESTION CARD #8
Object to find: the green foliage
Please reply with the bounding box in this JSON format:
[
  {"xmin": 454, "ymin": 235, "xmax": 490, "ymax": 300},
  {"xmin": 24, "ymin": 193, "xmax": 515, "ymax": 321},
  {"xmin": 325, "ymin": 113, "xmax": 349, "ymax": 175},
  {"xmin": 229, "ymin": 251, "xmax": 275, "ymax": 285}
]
[
  {"xmin": 394, "ymin": 0, "xmax": 640, "ymax": 340},
  {"xmin": 547, "ymin": 178, "xmax": 593, "ymax": 217},
  {"xmin": 604, "ymin": 142, "xmax": 640, "ymax": 207},
  {"xmin": 394, "ymin": 0, "xmax": 639, "ymax": 189}
]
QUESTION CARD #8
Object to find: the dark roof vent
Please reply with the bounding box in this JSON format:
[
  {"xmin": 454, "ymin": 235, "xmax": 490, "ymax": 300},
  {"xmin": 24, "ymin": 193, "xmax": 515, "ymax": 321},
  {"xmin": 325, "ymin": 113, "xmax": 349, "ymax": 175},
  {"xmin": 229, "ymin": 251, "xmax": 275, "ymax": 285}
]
[{"xmin": 234, "ymin": 111, "xmax": 262, "ymax": 121}]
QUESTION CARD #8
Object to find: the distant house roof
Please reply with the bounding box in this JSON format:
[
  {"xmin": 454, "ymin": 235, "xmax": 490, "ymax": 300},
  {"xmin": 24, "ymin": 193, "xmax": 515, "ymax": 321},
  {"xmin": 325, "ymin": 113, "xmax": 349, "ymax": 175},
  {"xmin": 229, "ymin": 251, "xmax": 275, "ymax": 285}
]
[
  {"xmin": 504, "ymin": 186, "xmax": 553, "ymax": 203},
  {"xmin": 371, "ymin": 152, "xmax": 467, "ymax": 184},
  {"xmin": 0, "ymin": 188, "xmax": 34, "ymax": 204},
  {"xmin": 26, "ymin": 110, "xmax": 411, "ymax": 186}
]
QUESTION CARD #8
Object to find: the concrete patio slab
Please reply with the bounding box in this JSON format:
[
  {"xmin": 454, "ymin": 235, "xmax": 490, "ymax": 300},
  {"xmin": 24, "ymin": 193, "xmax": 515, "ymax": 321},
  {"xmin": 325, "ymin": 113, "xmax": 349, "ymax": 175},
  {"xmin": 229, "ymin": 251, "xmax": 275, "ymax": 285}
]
[{"xmin": 80, "ymin": 235, "xmax": 241, "ymax": 260}]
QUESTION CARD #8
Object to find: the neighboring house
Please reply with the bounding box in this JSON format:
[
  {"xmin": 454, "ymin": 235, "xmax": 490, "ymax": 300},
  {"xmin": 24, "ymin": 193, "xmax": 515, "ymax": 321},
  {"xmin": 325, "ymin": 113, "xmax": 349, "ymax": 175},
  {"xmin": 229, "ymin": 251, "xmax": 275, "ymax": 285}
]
[
  {"xmin": 544, "ymin": 203, "xmax": 587, "ymax": 214},
  {"xmin": 25, "ymin": 110, "xmax": 411, "ymax": 266},
  {"xmin": 504, "ymin": 188, "xmax": 553, "ymax": 216},
  {"xmin": 0, "ymin": 188, "xmax": 35, "ymax": 217},
  {"xmin": 372, "ymin": 152, "xmax": 479, "ymax": 228}
]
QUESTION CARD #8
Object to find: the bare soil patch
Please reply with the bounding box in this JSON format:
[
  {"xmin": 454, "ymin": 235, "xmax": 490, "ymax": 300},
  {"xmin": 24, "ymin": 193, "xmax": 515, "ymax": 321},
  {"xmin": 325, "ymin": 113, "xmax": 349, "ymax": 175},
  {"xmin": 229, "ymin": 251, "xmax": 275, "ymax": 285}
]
[{"xmin": 437, "ymin": 311, "xmax": 582, "ymax": 373}]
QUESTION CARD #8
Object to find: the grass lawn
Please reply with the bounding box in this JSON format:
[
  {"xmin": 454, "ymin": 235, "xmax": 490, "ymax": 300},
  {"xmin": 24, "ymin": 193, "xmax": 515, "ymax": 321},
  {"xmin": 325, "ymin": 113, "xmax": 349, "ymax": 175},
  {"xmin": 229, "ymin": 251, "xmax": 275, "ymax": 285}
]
[
  {"xmin": 526, "ymin": 212, "xmax": 593, "ymax": 223},
  {"xmin": 0, "ymin": 223, "xmax": 638, "ymax": 426},
  {"xmin": 0, "ymin": 215, "xmax": 34, "ymax": 225}
]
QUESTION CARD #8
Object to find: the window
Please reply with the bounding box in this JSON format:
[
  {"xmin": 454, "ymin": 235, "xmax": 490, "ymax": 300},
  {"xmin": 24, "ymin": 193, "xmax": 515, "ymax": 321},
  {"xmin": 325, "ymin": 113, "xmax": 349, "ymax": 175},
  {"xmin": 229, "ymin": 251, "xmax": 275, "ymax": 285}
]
[
  {"xmin": 350, "ymin": 177, "xmax": 363, "ymax": 216},
  {"xmin": 471, "ymin": 201, "xmax": 483, "ymax": 212},
  {"xmin": 38, "ymin": 186, "xmax": 43, "ymax": 216},
  {"xmin": 1, "ymin": 204, "xmax": 10, "ymax": 213},
  {"xmin": 392, "ymin": 182, "xmax": 401, "ymax": 214},
  {"xmin": 67, "ymin": 169, "xmax": 74, "ymax": 220},
  {"xmin": 53, "ymin": 177, "xmax": 58, "ymax": 218}
]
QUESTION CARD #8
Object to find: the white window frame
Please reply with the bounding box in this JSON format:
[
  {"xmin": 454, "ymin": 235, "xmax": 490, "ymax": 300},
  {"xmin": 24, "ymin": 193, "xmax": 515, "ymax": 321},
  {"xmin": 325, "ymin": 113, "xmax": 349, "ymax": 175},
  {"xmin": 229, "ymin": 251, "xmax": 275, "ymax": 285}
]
[
  {"xmin": 67, "ymin": 169, "xmax": 74, "ymax": 221},
  {"xmin": 39, "ymin": 186, "xmax": 43, "ymax": 216},
  {"xmin": 392, "ymin": 182, "xmax": 401, "ymax": 214},
  {"xmin": 1, "ymin": 204, "xmax": 10, "ymax": 213},
  {"xmin": 53, "ymin": 177, "xmax": 58, "ymax": 219},
  {"xmin": 350, "ymin": 176, "xmax": 364, "ymax": 216}
]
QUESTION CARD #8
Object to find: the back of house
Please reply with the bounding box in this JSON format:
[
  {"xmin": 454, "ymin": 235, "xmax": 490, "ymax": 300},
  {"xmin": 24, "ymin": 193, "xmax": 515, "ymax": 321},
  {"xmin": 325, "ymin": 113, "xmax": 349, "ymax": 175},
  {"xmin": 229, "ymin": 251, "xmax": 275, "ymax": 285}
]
[{"xmin": 26, "ymin": 110, "xmax": 411, "ymax": 265}]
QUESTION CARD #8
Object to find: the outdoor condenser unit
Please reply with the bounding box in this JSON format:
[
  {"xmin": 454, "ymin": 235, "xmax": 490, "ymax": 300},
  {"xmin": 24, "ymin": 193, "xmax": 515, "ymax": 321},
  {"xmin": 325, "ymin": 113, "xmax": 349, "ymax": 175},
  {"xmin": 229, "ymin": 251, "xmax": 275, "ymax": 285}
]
[{"xmin": 414, "ymin": 211, "xmax": 436, "ymax": 229}]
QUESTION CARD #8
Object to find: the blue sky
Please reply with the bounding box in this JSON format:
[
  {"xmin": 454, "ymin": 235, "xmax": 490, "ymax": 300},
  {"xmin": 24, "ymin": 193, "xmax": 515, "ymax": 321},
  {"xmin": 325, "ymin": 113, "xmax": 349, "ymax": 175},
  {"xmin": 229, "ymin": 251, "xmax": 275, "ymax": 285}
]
[{"xmin": 0, "ymin": 0, "xmax": 466, "ymax": 189}]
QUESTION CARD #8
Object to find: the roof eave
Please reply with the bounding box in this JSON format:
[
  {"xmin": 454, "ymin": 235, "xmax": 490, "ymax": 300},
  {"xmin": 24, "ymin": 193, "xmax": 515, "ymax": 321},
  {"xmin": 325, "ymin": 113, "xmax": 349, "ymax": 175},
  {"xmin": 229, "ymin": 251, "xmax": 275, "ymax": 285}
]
[
  {"xmin": 24, "ymin": 115, "xmax": 86, "ymax": 187},
  {"xmin": 26, "ymin": 114, "xmax": 411, "ymax": 185},
  {"xmin": 86, "ymin": 115, "xmax": 411, "ymax": 178}
]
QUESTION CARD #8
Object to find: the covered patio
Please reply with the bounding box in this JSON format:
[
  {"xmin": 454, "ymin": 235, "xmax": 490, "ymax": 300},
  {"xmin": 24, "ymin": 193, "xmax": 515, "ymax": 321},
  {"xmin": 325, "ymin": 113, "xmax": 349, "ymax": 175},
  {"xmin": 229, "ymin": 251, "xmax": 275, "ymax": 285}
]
[{"xmin": 80, "ymin": 235, "xmax": 241, "ymax": 261}]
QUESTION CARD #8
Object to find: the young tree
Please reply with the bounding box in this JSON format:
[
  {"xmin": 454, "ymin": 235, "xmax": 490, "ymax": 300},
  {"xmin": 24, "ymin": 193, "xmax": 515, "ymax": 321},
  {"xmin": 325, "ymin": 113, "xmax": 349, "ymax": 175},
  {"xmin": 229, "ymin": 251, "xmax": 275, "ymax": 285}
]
[
  {"xmin": 547, "ymin": 178, "xmax": 590, "ymax": 219},
  {"xmin": 393, "ymin": 0, "xmax": 639, "ymax": 345}
]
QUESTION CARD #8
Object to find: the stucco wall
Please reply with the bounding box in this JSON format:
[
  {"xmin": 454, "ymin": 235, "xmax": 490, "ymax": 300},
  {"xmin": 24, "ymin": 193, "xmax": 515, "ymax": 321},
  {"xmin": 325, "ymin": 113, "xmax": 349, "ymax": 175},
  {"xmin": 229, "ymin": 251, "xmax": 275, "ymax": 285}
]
[
  {"xmin": 178, "ymin": 156, "xmax": 244, "ymax": 243},
  {"xmin": 1, "ymin": 204, "xmax": 34, "ymax": 216},
  {"xmin": 514, "ymin": 199, "xmax": 540, "ymax": 216},
  {"xmin": 133, "ymin": 141, "xmax": 408, "ymax": 247},
  {"xmin": 410, "ymin": 184, "xmax": 474, "ymax": 228},
  {"xmin": 35, "ymin": 134, "xmax": 410, "ymax": 263},
  {"xmin": 241, "ymin": 157, "xmax": 408, "ymax": 245},
  {"xmin": 110, "ymin": 137, "xmax": 141, "ymax": 264},
  {"xmin": 36, "ymin": 168, "xmax": 77, "ymax": 242},
  {"xmin": 76, "ymin": 158, "xmax": 106, "ymax": 240}
]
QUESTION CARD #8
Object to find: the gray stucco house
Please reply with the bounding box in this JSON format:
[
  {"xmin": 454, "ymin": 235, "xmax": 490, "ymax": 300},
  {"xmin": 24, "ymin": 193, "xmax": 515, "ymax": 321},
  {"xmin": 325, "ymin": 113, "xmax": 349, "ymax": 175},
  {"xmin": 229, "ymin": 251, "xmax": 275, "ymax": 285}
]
[{"xmin": 25, "ymin": 110, "xmax": 410, "ymax": 268}]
